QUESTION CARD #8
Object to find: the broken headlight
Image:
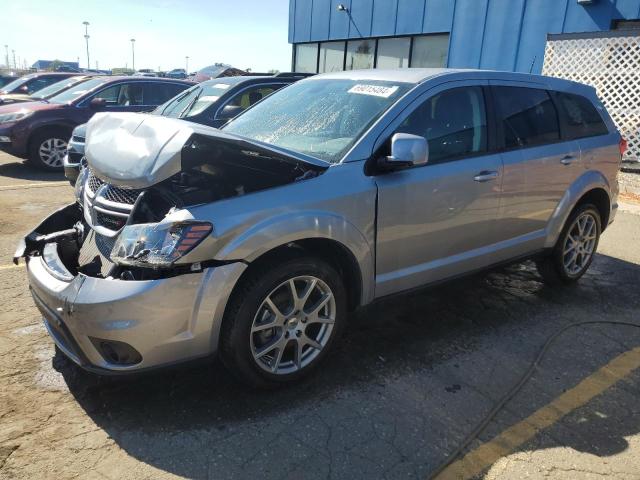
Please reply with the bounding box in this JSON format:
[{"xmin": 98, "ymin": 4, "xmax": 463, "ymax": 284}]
[{"xmin": 110, "ymin": 221, "xmax": 212, "ymax": 268}]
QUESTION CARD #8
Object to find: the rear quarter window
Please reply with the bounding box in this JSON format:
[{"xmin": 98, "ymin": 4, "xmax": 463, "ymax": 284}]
[
  {"xmin": 493, "ymin": 86, "xmax": 560, "ymax": 149},
  {"xmin": 552, "ymin": 91, "xmax": 609, "ymax": 139}
]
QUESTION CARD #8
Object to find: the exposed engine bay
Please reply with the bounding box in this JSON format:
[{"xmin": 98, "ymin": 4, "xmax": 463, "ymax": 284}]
[{"xmin": 16, "ymin": 114, "xmax": 327, "ymax": 281}]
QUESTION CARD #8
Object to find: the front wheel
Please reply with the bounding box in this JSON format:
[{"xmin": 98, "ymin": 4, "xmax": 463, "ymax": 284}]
[
  {"xmin": 536, "ymin": 204, "xmax": 601, "ymax": 285},
  {"xmin": 220, "ymin": 256, "xmax": 346, "ymax": 388}
]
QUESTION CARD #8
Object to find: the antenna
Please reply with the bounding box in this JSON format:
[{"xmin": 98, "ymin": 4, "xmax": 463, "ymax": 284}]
[{"xmin": 529, "ymin": 56, "xmax": 537, "ymax": 74}]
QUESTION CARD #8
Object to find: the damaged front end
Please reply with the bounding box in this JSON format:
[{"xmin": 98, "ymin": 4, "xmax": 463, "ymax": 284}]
[{"xmin": 16, "ymin": 113, "xmax": 326, "ymax": 373}]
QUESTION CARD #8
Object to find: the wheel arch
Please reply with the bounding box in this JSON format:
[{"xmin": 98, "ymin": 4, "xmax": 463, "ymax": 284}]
[
  {"xmin": 27, "ymin": 123, "xmax": 75, "ymax": 154},
  {"xmin": 225, "ymin": 238, "xmax": 365, "ymax": 315},
  {"xmin": 574, "ymin": 188, "xmax": 610, "ymax": 230},
  {"xmin": 545, "ymin": 171, "xmax": 612, "ymax": 248}
]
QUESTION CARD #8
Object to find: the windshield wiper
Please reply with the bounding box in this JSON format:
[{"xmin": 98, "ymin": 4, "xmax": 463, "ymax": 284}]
[{"xmin": 178, "ymin": 89, "xmax": 203, "ymax": 118}]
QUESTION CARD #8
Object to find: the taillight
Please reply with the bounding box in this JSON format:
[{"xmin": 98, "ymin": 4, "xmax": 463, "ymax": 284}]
[{"xmin": 619, "ymin": 137, "xmax": 628, "ymax": 156}]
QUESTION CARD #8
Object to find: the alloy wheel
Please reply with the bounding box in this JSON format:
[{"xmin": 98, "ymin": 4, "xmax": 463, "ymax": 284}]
[
  {"xmin": 562, "ymin": 211, "xmax": 598, "ymax": 276},
  {"xmin": 38, "ymin": 138, "xmax": 67, "ymax": 167},
  {"xmin": 250, "ymin": 275, "xmax": 336, "ymax": 375}
]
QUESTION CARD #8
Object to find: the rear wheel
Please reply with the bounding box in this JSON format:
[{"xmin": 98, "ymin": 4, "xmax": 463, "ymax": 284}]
[
  {"xmin": 220, "ymin": 256, "xmax": 346, "ymax": 388},
  {"xmin": 536, "ymin": 204, "xmax": 601, "ymax": 285},
  {"xmin": 27, "ymin": 129, "xmax": 69, "ymax": 170}
]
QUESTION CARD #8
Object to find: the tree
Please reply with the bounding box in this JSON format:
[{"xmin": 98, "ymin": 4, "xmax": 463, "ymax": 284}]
[{"xmin": 49, "ymin": 59, "xmax": 63, "ymax": 71}]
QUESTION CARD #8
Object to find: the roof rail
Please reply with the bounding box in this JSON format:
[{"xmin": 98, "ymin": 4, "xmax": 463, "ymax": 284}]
[{"xmin": 274, "ymin": 72, "xmax": 315, "ymax": 78}]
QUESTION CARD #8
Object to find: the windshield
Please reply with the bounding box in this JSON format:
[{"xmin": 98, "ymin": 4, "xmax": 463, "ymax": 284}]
[
  {"xmin": 30, "ymin": 76, "xmax": 86, "ymax": 99},
  {"xmin": 223, "ymin": 79, "xmax": 411, "ymax": 163},
  {"xmin": 156, "ymin": 82, "xmax": 232, "ymax": 118},
  {"xmin": 48, "ymin": 77, "xmax": 108, "ymax": 104},
  {"xmin": 0, "ymin": 75, "xmax": 33, "ymax": 93}
]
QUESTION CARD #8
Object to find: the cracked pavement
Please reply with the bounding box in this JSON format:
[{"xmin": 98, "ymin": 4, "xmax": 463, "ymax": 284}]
[{"xmin": 1, "ymin": 151, "xmax": 640, "ymax": 479}]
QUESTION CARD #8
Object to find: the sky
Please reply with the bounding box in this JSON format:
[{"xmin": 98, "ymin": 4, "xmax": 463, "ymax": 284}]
[{"xmin": 1, "ymin": 0, "xmax": 292, "ymax": 73}]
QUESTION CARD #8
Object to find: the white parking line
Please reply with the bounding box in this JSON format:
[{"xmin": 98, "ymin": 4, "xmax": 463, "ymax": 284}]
[
  {"xmin": 0, "ymin": 182, "xmax": 69, "ymax": 191},
  {"xmin": 0, "ymin": 264, "xmax": 22, "ymax": 271}
]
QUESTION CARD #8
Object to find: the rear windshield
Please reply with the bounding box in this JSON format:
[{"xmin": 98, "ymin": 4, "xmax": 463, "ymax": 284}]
[{"xmin": 48, "ymin": 78, "xmax": 108, "ymax": 104}]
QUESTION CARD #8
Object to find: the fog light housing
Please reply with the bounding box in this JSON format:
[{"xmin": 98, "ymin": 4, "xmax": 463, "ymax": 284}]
[{"xmin": 89, "ymin": 337, "xmax": 142, "ymax": 365}]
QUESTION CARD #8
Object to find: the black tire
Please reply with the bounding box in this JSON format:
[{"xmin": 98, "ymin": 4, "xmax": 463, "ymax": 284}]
[
  {"xmin": 536, "ymin": 203, "xmax": 601, "ymax": 285},
  {"xmin": 220, "ymin": 256, "xmax": 347, "ymax": 388},
  {"xmin": 26, "ymin": 128, "xmax": 70, "ymax": 171}
]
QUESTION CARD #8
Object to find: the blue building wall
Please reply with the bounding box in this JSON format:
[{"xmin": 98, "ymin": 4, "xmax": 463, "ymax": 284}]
[{"xmin": 289, "ymin": 0, "xmax": 640, "ymax": 73}]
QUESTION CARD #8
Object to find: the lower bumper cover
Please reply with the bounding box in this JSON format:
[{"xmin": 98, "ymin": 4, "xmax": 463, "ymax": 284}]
[{"xmin": 27, "ymin": 253, "xmax": 246, "ymax": 373}]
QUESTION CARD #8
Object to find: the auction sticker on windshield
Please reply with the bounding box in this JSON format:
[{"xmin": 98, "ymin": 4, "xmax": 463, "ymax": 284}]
[
  {"xmin": 213, "ymin": 84, "xmax": 231, "ymax": 89},
  {"xmin": 348, "ymin": 84, "xmax": 399, "ymax": 98}
]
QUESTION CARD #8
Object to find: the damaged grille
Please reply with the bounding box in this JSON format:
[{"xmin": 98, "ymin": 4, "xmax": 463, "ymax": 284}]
[
  {"xmin": 95, "ymin": 211, "xmax": 127, "ymax": 231},
  {"xmin": 78, "ymin": 229, "xmax": 117, "ymax": 277},
  {"xmin": 102, "ymin": 185, "xmax": 143, "ymax": 205},
  {"xmin": 87, "ymin": 171, "xmax": 104, "ymax": 194},
  {"xmin": 84, "ymin": 170, "xmax": 143, "ymax": 236}
]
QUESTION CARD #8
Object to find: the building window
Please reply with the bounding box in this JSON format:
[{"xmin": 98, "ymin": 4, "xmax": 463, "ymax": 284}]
[
  {"xmin": 376, "ymin": 37, "xmax": 410, "ymax": 69},
  {"xmin": 346, "ymin": 39, "xmax": 375, "ymax": 70},
  {"xmin": 319, "ymin": 41, "xmax": 345, "ymax": 72},
  {"xmin": 294, "ymin": 43, "xmax": 318, "ymax": 73},
  {"xmin": 410, "ymin": 34, "xmax": 449, "ymax": 68},
  {"xmin": 613, "ymin": 19, "xmax": 640, "ymax": 30}
]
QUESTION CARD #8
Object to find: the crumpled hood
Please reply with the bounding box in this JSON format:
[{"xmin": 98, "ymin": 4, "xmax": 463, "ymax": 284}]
[
  {"xmin": 84, "ymin": 112, "xmax": 328, "ymax": 189},
  {"xmin": 84, "ymin": 112, "xmax": 196, "ymax": 188}
]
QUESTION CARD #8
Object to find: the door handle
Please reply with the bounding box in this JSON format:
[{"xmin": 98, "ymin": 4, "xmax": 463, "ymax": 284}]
[
  {"xmin": 473, "ymin": 171, "xmax": 499, "ymax": 182},
  {"xmin": 560, "ymin": 155, "xmax": 575, "ymax": 165}
]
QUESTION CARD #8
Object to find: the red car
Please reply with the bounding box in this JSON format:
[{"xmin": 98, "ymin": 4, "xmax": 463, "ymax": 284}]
[{"xmin": 0, "ymin": 76, "xmax": 193, "ymax": 170}]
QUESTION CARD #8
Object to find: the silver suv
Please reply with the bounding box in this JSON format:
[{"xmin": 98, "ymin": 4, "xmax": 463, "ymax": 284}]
[{"xmin": 16, "ymin": 69, "xmax": 622, "ymax": 387}]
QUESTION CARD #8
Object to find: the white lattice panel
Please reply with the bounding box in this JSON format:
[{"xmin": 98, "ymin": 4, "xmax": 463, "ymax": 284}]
[{"xmin": 543, "ymin": 34, "xmax": 640, "ymax": 161}]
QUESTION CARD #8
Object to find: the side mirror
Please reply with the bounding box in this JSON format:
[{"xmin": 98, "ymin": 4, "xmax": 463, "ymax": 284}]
[
  {"xmin": 89, "ymin": 97, "xmax": 106, "ymax": 109},
  {"xmin": 217, "ymin": 105, "xmax": 244, "ymax": 120},
  {"xmin": 384, "ymin": 133, "xmax": 429, "ymax": 168}
]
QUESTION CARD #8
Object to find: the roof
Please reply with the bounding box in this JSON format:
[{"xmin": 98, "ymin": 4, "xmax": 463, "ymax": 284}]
[
  {"xmin": 96, "ymin": 76, "xmax": 194, "ymax": 84},
  {"xmin": 309, "ymin": 68, "xmax": 458, "ymax": 84},
  {"xmin": 199, "ymin": 75, "xmax": 294, "ymax": 87},
  {"xmin": 304, "ymin": 68, "xmax": 590, "ymax": 91}
]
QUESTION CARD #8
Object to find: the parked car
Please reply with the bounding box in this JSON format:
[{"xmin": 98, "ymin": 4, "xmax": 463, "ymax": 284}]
[
  {"xmin": 0, "ymin": 76, "xmax": 193, "ymax": 170},
  {"xmin": 0, "ymin": 72, "xmax": 77, "ymax": 95},
  {"xmin": 0, "ymin": 75, "xmax": 96, "ymax": 106},
  {"xmin": 16, "ymin": 69, "xmax": 622, "ymax": 387},
  {"xmin": 166, "ymin": 68, "xmax": 187, "ymax": 79},
  {"xmin": 63, "ymin": 73, "xmax": 312, "ymax": 182},
  {"xmin": 0, "ymin": 74, "xmax": 18, "ymax": 88},
  {"xmin": 192, "ymin": 64, "xmax": 246, "ymax": 83},
  {"xmin": 135, "ymin": 69, "xmax": 158, "ymax": 77}
]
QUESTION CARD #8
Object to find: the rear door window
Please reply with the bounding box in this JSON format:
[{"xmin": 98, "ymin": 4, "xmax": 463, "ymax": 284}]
[
  {"xmin": 552, "ymin": 91, "xmax": 608, "ymax": 139},
  {"xmin": 143, "ymin": 82, "xmax": 188, "ymax": 106},
  {"xmin": 493, "ymin": 87, "xmax": 560, "ymax": 149},
  {"xmin": 395, "ymin": 86, "xmax": 488, "ymax": 164}
]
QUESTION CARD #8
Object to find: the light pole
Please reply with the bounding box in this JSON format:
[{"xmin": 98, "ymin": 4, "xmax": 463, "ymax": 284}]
[
  {"xmin": 3, "ymin": 45, "xmax": 8, "ymax": 69},
  {"xmin": 83, "ymin": 21, "xmax": 90, "ymax": 70},
  {"xmin": 130, "ymin": 38, "xmax": 136, "ymax": 71},
  {"xmin": 185, "ymin": 56, "xmax": 189, "ymax": 73}
]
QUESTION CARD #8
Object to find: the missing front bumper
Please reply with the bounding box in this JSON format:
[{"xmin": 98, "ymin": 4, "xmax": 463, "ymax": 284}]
[{"xmin": 20, "ymin": 205, "xmax": 248, "ymax": 374}]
